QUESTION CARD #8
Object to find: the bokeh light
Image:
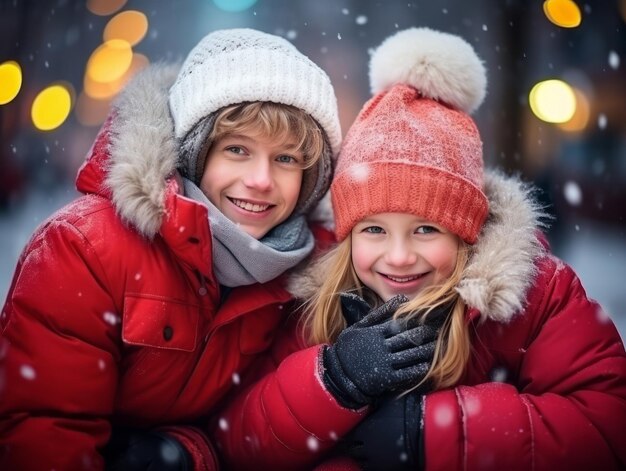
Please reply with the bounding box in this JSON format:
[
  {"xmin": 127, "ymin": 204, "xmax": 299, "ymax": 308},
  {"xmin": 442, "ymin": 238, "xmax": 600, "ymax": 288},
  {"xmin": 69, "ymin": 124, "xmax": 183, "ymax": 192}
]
[
  {"xmin": 0, "ymin": 61, "xmax": 22, "ymax": 105},
  {"xmin": 87, "ymin": 0, "xmax": 127, "ymax": 16},
  {"xmin": 213, "ymin": 0, "xmax": 257, "ymax": 12},
  {"xmin": 104, "ymin": 10, "xmax": 148, "ymax": 46},
  {"xmin": 529, "ymin": 79, "xmax": 576, "ymax": 123},
  {"xmin": 84, "ymin": 52, "xmax": 149, "ymax": 99},
  {"xmin": 32, "ymin": 83, "xmax": 73, "ymax": 131},
  {"xmin": 543, "ymin": 0, "xmax": 582, "ymax": 28},
  {"xmin": 558, "ymin": 88, "xmax": 590, "ymax": 132},
  {"xmin": 87, "ymin": 39, "xmax": 133, "ymax": 83}
]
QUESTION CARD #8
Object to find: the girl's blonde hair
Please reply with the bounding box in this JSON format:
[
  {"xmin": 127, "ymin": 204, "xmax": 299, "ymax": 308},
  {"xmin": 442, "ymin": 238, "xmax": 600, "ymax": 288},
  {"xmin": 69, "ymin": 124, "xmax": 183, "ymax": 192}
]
[
  {"xmin": 209, "ymin": 102, "xmax": 326, "ymax": 169},
  {"xmin": 304, "ymin": 234, "xmax": 471, "ymax": 390}
]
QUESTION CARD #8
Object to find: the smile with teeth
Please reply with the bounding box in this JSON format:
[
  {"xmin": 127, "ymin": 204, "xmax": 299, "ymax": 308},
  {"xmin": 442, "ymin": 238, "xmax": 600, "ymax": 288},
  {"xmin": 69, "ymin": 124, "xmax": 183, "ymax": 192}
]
[
  {"xmin": 230, "ymin": 198, "xmax": 272, "ymax": 213},
  {"xmin": 384, "ymin": 273, "xmax": 423, "ymax": 283}
]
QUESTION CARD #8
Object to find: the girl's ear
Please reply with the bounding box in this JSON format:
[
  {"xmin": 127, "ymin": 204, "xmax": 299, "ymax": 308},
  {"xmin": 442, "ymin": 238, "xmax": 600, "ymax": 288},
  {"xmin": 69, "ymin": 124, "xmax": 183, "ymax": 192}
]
[{"xmin": 339, "ymin": 292, "xmax": 371, "ymax": 326}]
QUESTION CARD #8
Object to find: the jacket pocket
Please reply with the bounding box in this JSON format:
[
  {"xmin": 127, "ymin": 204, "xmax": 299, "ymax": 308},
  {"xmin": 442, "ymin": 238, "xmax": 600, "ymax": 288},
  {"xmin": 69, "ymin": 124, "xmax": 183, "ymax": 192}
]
[{"xmin": 122, "ymin": 295, "xmax": 199, "ymax": 352}]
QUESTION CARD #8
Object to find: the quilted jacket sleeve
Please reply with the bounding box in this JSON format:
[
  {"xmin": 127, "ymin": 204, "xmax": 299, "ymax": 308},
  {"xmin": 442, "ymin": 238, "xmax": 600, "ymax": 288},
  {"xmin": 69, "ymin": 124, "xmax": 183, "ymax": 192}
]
[
  {"xmin": 423, "ymin": 256, "xmax": 626, "ymax": 471},
  {"xmin": 0, "ymin": 218, "xmax": 121, "ymax": 470},
  {"xmin": 212, "ymin": 342, "xmax": 367, "ymax": 471}
]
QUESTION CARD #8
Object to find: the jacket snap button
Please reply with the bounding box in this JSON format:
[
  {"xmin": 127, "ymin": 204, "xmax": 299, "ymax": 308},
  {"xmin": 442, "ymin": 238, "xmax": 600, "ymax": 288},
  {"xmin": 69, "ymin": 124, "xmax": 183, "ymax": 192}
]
[{"xmin": 163, "ymin": 325, "xmax": 174, "ymax": 341}]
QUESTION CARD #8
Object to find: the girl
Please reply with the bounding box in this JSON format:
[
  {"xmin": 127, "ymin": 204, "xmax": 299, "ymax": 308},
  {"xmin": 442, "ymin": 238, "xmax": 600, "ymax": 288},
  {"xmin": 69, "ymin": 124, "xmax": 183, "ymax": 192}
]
[{"xmin": 212, "ymin": 27, "xmax": 626, "ymax": 471}]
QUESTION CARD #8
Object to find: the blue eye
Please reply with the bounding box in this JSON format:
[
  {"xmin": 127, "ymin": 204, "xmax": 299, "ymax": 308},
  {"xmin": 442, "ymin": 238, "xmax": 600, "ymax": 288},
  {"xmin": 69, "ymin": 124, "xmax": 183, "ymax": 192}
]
[
  {"xmin": 364, "ymin": 226, "xmax": 385, "ymax": 234},
  {"xmin": 276, "ymin": 154, "xmax": 296, "ymax": 163},
  {"xmin": 416, "ymin": 225, "xmax": 438, "ymax": 234},
  {"xmin": 226, "ymin": 146, "xmax": 245, "ymax": 155}
]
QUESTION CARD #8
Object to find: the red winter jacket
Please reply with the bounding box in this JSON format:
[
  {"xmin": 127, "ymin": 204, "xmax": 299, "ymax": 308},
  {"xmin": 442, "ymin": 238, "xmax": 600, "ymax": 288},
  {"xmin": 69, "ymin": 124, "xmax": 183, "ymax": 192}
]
[
  {"xmin": 0, "ymin": 64, "xmax": 336, "ymax": 470},
  {"xmin": 212, "ymin": 172, "xmax": 626, "ymax": 471}
]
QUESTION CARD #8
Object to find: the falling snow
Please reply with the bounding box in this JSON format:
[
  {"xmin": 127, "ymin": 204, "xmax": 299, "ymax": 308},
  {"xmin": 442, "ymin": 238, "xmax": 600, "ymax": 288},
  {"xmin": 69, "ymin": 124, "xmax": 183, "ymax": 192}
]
[
  {"xmin": 598, "ymin": 114, "xmax": 607, "ymax": 129},
  {"xmin": 608, "ymin": 51, "xmax": 620, "ymax": 69},
  {"xmin": 596, "ymin": 306, "xmax": 611, "ymax": 324},
  {"xmin": 563, "ymin": 181, "xmax": 583, "ymax": 206},
  {"xmin": 490, "ymin": 367, "xmax": 508, "ymax": 383},
  {"xmin": 349, "ymin": 163, "xmax": 371, "ymax": 182},
  {"xmin": 433, "ymin": 403, "xmax": 454, "ymax": 427},
  {"xmin": 20, "ymin": 364, "xmax": 36, "ymax": 380},
  {"xmin": 307, "ymin": 436, "xmax": 319, "ymax": 451},
  {"xmin": 103, "ymin": 311, "xmax": 120, "ymax": 326},
  {"xmin": 232, "ymin": 372, "xmax": 241, "ymax": 385},
  {"xmin": 219, "ymin": 418, "xmax": 229, "ymax": 431},
  {"xmin": 355, "ymin": 15, "xmax": 368, "ymax": 25}
]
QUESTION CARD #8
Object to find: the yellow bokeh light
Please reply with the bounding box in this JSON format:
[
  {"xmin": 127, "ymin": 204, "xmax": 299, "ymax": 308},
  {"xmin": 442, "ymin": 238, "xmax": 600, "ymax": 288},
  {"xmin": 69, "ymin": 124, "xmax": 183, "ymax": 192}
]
[
  {"xmin": 84, "ymin": 52, "xmax": 149, "ymax": 100},
  {"xmin": 104, "ymin": 10, "xmax": 148, "ymax": 46},
  {"xmin": 87, "ymin": 39, "xmax": 133, "ymax": 83},
  {"xmin": 543, "ymin": 0, "xmax": 582, "ymax": 28},
  {"xmin": 32, "ymin": 84, "xmax": 73, "ymax": 131},
  {"xmin": 529, "ymin": 79, "xmax": 577, "ymax": 124},
  {"xmin": 87, "ymin": 0, "xmax": 127, "ymax": 16},
  {"xmin": 558, "ymin": 88, "xmax": 589, "ymax": 132},
  {"xmin": 0, "ymin": 61, "xmax": 22, "ymax": 105}
]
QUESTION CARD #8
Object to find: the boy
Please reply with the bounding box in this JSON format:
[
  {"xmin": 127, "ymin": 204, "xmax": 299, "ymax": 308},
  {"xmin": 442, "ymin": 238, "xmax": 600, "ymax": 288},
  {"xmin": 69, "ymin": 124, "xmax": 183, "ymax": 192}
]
[{"xmin": 0, "ymin": 28, "xmax": 341, "ymax": 470}]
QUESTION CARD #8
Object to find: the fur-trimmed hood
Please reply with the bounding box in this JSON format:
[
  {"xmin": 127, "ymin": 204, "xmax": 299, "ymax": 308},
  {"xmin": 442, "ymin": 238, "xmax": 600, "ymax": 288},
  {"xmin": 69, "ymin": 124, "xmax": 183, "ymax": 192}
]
[
  {"xmin": 102, "ymin": 63, "xmax": 182, "ymax": 238},
  {"xmin": 76, "ymin": 63, "xmax": 185, "ymax": 239},
  {"xmin": 288, "ymin": 171, "xmax": 548, "ymax": 323}
]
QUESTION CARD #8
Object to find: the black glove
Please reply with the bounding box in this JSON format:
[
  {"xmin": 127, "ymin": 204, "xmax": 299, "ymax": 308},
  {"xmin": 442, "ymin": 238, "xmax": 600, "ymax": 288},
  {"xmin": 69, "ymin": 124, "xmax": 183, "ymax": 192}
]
[
  {"xmin": 104, "ymin": 427, "xmax": 192, "ymax": 471},
  {"xmin": 322, "ymin": 293, "xmax": 439, "ymax": 409},
  {"xmin": 345, "ymin": 392, "xmax": 423, "ymax": 471}
]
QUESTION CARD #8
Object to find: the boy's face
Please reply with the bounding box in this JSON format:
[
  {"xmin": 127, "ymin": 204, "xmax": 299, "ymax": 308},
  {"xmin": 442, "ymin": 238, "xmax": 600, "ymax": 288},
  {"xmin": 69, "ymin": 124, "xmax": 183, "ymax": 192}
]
[
  {"xmin": 350, "ymin": 212, "xmax": 459, "ymax": 302},
  {"xmin": 200, "ymin": 132, "xmax": 304, "ymax": 239}
]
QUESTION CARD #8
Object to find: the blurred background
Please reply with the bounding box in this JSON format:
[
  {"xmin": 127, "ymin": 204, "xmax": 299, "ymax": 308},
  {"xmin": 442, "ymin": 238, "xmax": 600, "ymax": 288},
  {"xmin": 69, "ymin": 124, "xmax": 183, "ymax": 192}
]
[{"xmin": 1, "ymin": 0, "xmax": 625, "ymax": 340}]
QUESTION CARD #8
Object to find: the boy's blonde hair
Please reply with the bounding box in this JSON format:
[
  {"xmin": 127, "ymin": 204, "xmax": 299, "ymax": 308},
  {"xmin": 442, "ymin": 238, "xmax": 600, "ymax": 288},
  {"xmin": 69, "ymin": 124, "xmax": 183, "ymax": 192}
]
[
  {"xmin": 304, "ymin": 235, "xmax": 471, "ymax": 389},
  {"xmin": 209, "ymin": 102, "xmax": 326, "ymax": 170}
]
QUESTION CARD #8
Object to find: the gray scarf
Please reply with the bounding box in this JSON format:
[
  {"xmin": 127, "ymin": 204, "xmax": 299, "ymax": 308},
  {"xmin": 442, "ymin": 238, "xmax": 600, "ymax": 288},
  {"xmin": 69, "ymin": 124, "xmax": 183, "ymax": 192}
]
[{"xmin": 183, "ymin": 178, "xmax": 314, "ymax": 287}]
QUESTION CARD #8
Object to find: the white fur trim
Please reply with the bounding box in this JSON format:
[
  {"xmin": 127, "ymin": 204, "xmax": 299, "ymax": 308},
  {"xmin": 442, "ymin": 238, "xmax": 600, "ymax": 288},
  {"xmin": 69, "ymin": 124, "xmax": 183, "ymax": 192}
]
[
  {"xmin": 369, "ymin": 27, "xmax": 487, "ymax": 114},
  {"xmin": 457, "ymin": 172, "xmax": 547, "ymax": 322},
  {"xmin": 105, "ymin": 63, "xmax": 181, "ymax": 238}
]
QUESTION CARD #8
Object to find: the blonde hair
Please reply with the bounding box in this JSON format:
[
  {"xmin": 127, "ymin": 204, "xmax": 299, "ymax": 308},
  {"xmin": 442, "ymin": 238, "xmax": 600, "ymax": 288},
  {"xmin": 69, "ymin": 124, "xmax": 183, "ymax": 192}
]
[
  {"xmin": 304, "ymin": 235, "xmax": 471, "ymax": 390},
  {"xmin": 208, "ymin": 102, "xmax": 326, "ymax": 169}
]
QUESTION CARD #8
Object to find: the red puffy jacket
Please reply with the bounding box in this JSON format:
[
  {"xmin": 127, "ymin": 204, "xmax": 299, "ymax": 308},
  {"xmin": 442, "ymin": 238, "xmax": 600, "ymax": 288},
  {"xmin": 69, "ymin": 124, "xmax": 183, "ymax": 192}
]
[
  {"xmin": 212, "ymin": 172, "xmax": 626, "ymax": 470},
  {"xmin": 0, "ymin": 64, "xmax": 336, "ymax": 470}
]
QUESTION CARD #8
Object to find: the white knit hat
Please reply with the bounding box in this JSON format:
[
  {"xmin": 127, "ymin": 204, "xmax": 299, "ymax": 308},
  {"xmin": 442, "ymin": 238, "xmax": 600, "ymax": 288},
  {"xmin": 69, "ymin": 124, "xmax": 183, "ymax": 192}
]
[{"xmin": 169, "ymin": 28, "xmax": 342, "ymax": 215}]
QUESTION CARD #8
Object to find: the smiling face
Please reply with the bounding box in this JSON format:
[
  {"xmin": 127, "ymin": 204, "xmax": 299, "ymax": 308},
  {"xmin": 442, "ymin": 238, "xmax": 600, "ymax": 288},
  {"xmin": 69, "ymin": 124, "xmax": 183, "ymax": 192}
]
[
  {"xmin": 351, "ymin": 212, "xmax": 460, "ymax": 302},
  {"xmin": 200, "ymin": 132, "xmax": 304, "ymax": 239}
]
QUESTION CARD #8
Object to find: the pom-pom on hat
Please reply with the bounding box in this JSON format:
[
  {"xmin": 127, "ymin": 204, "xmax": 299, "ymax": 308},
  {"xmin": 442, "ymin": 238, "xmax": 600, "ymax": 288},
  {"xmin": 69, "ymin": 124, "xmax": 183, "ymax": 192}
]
[
  {"xmin": 169, "ymin": 28, "xmax": 342, "ymax": 215},
  {"xmin": 331, "ymin": 27, "xmax": 489, "ymax": 244}
]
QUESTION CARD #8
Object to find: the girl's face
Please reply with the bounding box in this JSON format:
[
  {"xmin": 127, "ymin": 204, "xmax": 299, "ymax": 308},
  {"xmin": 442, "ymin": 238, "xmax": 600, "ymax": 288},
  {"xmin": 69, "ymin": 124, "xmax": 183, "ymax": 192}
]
[
  {"xmin": 351, "ymin": 212, "xmax": 459, "ymax": 302},
  {"xmin": 200, "ymin": 132, "xmax": 304, "ymax": 239}
]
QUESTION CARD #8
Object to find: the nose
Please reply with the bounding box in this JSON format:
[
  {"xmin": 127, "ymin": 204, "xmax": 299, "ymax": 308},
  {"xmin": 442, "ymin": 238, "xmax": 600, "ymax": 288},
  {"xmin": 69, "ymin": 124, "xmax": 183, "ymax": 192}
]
[
  {"xmin": 243, "ymin": 157, "xmax": 273, "ymax": 192},
  {"xmin": 384, "ymin": 236, "xmax": 418, "ymax": 267}
]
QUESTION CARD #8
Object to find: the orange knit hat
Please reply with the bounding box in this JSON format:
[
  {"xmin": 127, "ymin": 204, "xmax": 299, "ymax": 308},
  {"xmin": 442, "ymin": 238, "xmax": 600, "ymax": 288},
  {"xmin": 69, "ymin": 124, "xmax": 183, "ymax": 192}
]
[{"xmin": 331, "ymin": 27, "xmax": 489, "ymax": 244}]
